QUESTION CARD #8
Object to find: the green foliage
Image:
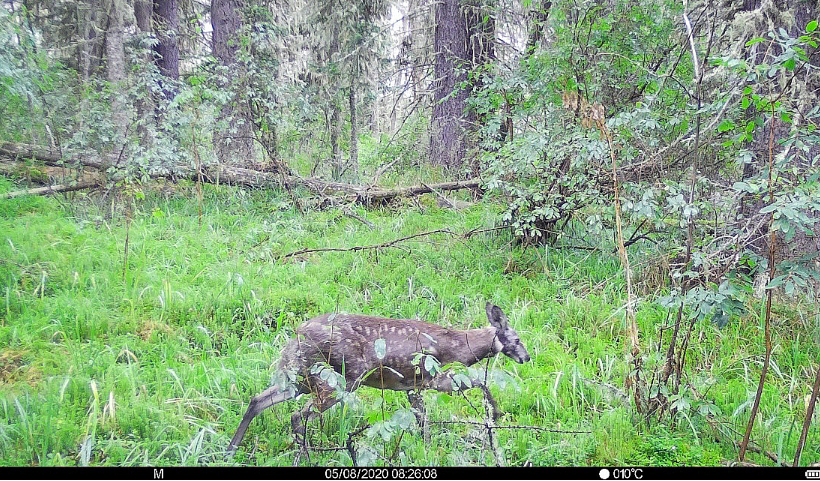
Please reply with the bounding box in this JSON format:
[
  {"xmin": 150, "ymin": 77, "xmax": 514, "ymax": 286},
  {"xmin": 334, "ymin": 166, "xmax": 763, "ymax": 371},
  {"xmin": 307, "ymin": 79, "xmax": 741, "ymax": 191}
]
[
  {"xmin": 479, "ymin": 0, "xmax": 686, "ymax": 244},
  {"xmin": 626, "ymin": 433, "xmax": 722, "ymax": 466},
  {"xmin": 0, "ymin": 10, "xmax": 75, "ymax": 145}
]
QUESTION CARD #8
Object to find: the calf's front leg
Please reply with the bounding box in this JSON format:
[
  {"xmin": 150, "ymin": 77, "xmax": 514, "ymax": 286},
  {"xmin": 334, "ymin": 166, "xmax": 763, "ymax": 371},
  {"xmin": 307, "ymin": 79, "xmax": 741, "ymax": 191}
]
[
  {"xmin": 406, "ymin": 391, "xmax": 429, "ymax": 443},
  {"xmin": 426, "ymin": 372, "xmax": 501, "ymax": 422}
]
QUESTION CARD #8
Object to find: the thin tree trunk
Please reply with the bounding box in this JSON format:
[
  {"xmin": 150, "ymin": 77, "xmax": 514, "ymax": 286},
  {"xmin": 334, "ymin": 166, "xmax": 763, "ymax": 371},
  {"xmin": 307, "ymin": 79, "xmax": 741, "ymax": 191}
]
[
  {"xmin": 349, "ymin": 84, "xmax": 358, "ymax": 177},
  {"xmin": 330, "ymin": 104, "xmax": 342, "ymax": 180},
  {"xmin": 371, "ymin": 93, "xmax": 380, "ymax": 135},
  {"xmin": 525, "ymin": 0, "xmax": 551, "ymax": 54},
  {"xmin": 76, "ymin": 1, "xmax": 95, "ymax": 136},
  {"xmin": 793, "ymin": 362, "xmax": 820, "ymax": 466}
]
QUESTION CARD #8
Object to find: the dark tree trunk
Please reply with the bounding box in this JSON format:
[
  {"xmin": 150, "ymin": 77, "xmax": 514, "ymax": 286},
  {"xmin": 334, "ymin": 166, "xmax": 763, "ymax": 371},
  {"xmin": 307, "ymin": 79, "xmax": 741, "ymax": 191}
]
[
  {"xmin": 729, "ymin": 0, "xmax": 820, "ymax": 260},
  {"xmin": 134, "ymin": 0, "xmax": 152, "ymax": 31},
  {"xmin": 431, "ymin": 0, "xmax": 469, "ymax": 170},
  {"xmin": 526, "ymin": 0, "xmax": 551, "ymax": 54},
  {"xmin": 153, "ymin": 0, "xmax": 179, "ymax": 100},
  {"xmin": 430, "ymin": 0, "xmax": 493, "ymax": 172},
  {"xmin": 464, "ymin": 0, "xmax": 494, "ymax": 175},
  {"xmin": 211, "ymin": 0, "xmax": 255, "ymax": 165}
]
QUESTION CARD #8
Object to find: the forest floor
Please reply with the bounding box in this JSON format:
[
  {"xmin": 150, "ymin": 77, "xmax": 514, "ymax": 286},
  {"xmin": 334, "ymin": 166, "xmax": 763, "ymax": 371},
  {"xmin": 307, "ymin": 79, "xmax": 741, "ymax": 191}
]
[{"xmin": 0, "ymin": 175, "xmax": 817, "ymax": 466}]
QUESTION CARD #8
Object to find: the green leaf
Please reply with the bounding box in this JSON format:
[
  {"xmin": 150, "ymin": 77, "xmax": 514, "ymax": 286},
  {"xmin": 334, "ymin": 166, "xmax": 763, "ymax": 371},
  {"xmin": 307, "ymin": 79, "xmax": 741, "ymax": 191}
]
[
  {"xmin": 746, "ymin": 38, "xmax": 765, "ymax": 46},
  {"xmin": 767, "ymin": 275, "xmax": 787, "ymax": 289},
  {"xmin": 374, "ymin": 338, "xmax": 386, "ymax": 360},
  {"xmin": 424, "ymin": 355, "xmax": 437, "ymax": 374},
  {"xmin": 807, "ymin": 20, "xmax": 818, "ymax": 32},
  {"xmin": 784, "ymin": 57, "xmax": 796, "ymax": 70},
  {"xmin": 784, "ymin": 281, "xmax": 795, "ymax": 296},
  {"xmin": 718, "ymin": 120, "xmax": 735, "ymax": 132},
  {"xmin": 759, "ymin": 204, "xmax": 777, "ymax": 214}
]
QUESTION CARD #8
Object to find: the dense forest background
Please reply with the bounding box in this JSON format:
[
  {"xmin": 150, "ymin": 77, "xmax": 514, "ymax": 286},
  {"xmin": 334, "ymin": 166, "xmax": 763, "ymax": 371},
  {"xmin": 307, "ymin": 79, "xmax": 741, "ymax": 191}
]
[{"xmin": 1, "ymin": 0, "xmax": 819, "ymax": 468}]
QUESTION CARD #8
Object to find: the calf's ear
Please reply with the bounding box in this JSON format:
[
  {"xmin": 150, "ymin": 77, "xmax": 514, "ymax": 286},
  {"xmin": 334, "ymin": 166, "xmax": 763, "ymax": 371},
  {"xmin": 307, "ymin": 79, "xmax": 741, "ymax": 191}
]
[{"xmin": 485, "ymin": 303, "xmax": 509, "ymax": 330}]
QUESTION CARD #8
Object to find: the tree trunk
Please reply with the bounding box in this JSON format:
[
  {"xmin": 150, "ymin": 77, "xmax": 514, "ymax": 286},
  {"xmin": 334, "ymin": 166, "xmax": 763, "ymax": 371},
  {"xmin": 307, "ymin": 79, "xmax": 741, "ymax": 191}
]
[
  {"xmin": 431, "ymin": 0, "xmax": 469, "ymax": 170},
  {"xmin": 134, "ymin": 0, "xmax": 155, "ymax": 146},
  {"xmin": 134, "ymin": 0, "xmax": 151, "ymax": 31},
  {"xmin": 430, "ymin": 0, "xmax": 492, "ymax": 172},
  {"xmin": 526, "ymin": 0, "xmax": 551, "ymax": 54},
  {"xmin": 153, "ymin": 0, "xmax": 179, "ymax": 99},
  {"xmin": 76, "ymin": 1, "xmax": 97, "ymax": 136},
  {"xmin": 330, "ymin": 104, "xmax": 343, "ymax": 180},
  {"xmin": 371, "ymin": 91, "xmax": 380, "ymax": 135},
  {"xmin": 349, "ymin": 83, "xmax": 358, "ymax": 177},
  {"xmin": 730, "ymin": 0, "xmax": 820, "ymax": 261},
  {"xmin": 105, "ymin": 0, "xmax": 128, "ymax": 142},
  {"xmin": 211, "ymin": 0, "xmax": 256, "ymax": 165},
  {"xmin": 77, "ymin": 1, "xmax": 96, "ymax": 85}
]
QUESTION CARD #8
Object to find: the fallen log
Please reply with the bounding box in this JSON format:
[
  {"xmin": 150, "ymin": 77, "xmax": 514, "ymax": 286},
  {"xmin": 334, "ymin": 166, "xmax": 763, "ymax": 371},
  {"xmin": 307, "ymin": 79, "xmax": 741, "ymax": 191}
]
[
  {"xmin": 0, "ymin": 142, "xmax": 482, "ymax": 204},
  {"xmin": 0, "ymin": 159, "xmax": 104, "ymax": 186},
  {"xmin": 355, "ymin": 179, "xmax": 481, "ymax": 201},
  {"xmin": 2, "ymin": 181, "xmax": 99, "ymax": 199},
  {"xmin": 0, "ymin": 142, "xmax": 113, "ymax": 170}
]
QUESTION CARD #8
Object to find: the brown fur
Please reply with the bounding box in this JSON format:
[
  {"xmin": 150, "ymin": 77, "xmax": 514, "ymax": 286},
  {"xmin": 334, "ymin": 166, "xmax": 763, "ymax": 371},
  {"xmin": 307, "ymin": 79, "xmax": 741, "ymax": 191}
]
[{"xmin": 226, "ymin": 303, "xmax": 530, "ymax": 455}]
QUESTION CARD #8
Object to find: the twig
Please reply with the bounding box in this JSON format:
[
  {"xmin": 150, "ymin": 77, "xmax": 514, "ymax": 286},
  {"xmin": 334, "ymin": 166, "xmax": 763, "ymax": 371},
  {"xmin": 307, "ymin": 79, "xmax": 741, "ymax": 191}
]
[
  {"xmin": 279, "ymin": 229, "xmax": 455, "ymax": 261},
  {"xmin": 422, "ymin": 182, "xmax": 454, "ymax": 208},
  {"xmin": 555, "ymin": 244, "xmax": 599, "ymax": 251},
  {"xmin": 279, "ymin": 225, "xmax": 510, "ymax": 261},
  {"xmin": 340, "ymin": 205, "xmax": 375, "ymax": 229},
  {"xmin": 430, "ymin": 420, "xmax": 591, "ymax": 434},
  {"xmin": 346, "ymin": 424, "xmax": 370, "ymax": 466},
  {"xmin": 595, "ymin": 105, "xmax": 642, "ymax": 413},
  {"xmin": 739, "ymin": 77, "xmax": 778, "ymax": 463},
  {"xmin": 793, "ymin": 362, "xmax": 820, "ymax": 466},
  {"xmin": 370, "ymin": 159, "xmax": 398, "ymax": 186},
  {"xmin": 619, "ymin": 219, "xmax": 652, "ymax": 251}
]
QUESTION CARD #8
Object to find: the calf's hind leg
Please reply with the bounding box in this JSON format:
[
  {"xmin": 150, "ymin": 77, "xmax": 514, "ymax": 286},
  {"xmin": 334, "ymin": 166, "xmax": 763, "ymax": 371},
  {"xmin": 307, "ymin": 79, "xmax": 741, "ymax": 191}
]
[{"xmin": 291, "ymin": 378, "xmax": 340, "ymax": 447}]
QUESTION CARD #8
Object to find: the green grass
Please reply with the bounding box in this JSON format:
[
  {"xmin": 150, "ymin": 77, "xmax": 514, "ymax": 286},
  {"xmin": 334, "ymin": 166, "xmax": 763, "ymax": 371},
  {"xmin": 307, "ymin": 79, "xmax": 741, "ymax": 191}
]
[{"xmin": 0, "ymin": 177, "xmax": 817, "ymax": 466}]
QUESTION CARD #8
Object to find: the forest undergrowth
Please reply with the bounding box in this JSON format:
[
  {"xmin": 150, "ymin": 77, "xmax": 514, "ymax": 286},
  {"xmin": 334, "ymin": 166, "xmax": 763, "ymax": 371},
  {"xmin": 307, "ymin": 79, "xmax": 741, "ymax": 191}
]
[{"xmin": 0, "ymin": 176, "xmax": 817, "ymax": 466}]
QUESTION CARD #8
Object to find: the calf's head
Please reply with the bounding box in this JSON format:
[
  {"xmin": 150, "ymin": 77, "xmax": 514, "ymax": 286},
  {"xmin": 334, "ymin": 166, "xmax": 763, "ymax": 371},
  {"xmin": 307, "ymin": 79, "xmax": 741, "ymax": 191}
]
[{"xmin": 485, "ymin": 303, "xmax": 531, "ymax": 364}]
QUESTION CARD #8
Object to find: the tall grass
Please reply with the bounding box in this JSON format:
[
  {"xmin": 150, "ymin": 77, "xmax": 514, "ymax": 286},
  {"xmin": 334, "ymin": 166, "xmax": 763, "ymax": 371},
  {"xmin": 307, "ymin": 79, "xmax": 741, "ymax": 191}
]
[{"xmin": 0, "ymin": 178, "xmax": 816, "ymax": 466}]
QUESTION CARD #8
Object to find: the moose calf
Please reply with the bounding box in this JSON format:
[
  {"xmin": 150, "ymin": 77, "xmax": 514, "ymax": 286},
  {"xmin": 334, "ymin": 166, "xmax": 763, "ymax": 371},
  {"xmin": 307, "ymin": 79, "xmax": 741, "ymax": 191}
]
[{"xmin": 227, "ymin": 302, "xmax": 531, "ymax": 455}]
